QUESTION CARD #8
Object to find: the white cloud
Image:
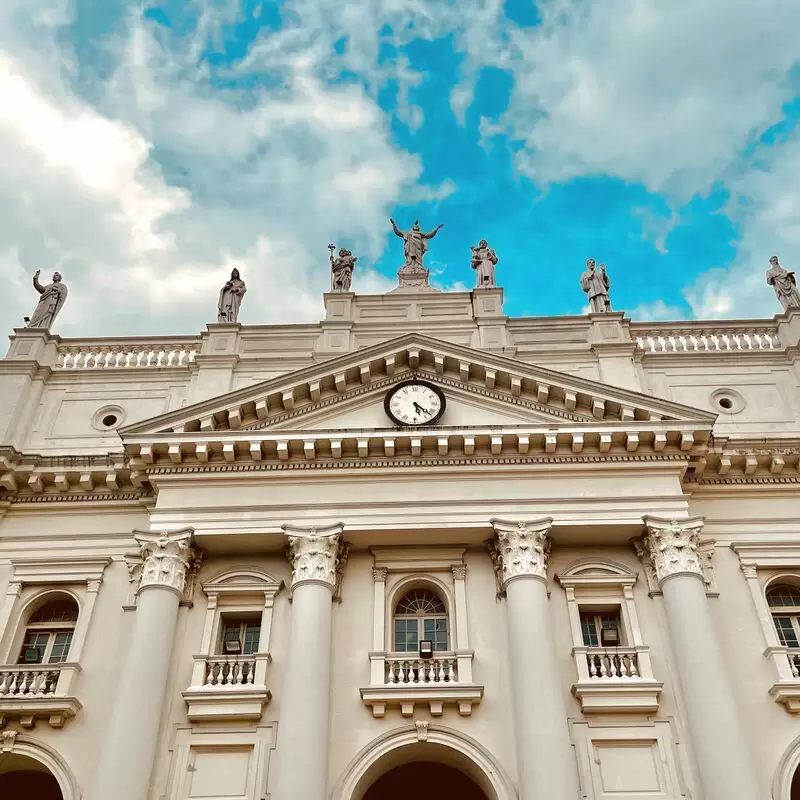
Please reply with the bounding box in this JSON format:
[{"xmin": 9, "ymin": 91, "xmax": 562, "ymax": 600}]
[
  {"xmin": 0, "ymin": 0, "xmax": 434, "ymax": 336},
  {"xmin": 491, "ymin": 0, "xmax": 800, "ymax": 198}
]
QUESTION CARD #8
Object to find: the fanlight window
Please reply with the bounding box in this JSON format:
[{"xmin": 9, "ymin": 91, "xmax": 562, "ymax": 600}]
[
  {"xmin": 18, "ymin": 598, "xmax": 79, "ymax": 665},
  {"xmin": 768, "ymin": 584, "xmax": 800, "ymax": 649},
  {"xmin": 393, "ymin": 589, "xmax": 449, "ymax": 653}
]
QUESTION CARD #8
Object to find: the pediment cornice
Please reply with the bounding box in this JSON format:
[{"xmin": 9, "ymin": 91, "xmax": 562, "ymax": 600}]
[{"xmin": 120, "ymin": 333, "xmax": 717, "ymax": 438}]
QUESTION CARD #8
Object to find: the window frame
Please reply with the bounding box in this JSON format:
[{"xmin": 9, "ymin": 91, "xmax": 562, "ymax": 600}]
[
  {"xmin": 196, "ymin": 568, "xmax": 282, "ymax": 661},
  {"xmin": 17, "ymin": 598, "xmax": 79, "ymax": 664},
  {"xmin": 392, "ymin": 588, "xmax": 450, "ymax": 653},
  {"xmin": 767, "ymin": 584, "xmax": 800, "ymax": 649}
]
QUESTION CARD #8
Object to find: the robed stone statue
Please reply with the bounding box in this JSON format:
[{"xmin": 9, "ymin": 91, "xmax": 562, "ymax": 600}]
[
  {"xmin": 25, "ymin": 270, "xmax": 68, "ymax": 330},
  {"xmin": 471, "ymin": 239, "xmax": 498, "ymax": 288},
  {"xmin": 329, "ymin": 245, "xmax": 357, "ymax": 292},
  {"xmin": 580, "ymin": 259, "xmax": 612, "ymax": 313},
  {"xmin": 766, "ymin": 256, "xmax": 800, "ymax": 312},
  {"xmin": 217, "ymin": 268, "xmax": 247, "ymax": 323},
  {"xmin": 390, "ymin": 218, "xmax": 443, "ymax": 271}
]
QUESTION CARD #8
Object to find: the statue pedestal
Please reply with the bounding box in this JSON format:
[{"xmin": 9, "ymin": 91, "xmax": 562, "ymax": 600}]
[{"xmin": 390, "ymin": 264, "xmax": 440, "ymax": 293}]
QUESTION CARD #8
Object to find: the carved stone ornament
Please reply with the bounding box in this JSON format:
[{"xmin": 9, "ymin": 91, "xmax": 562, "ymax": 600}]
[
  {"xmin": 282, "ymin": 522, "xmax": 345, "ymax": 589},
  {"xmin": 372, "ymin": 566, "xmax": 388, "ymax": 583},
  {"xmin": 415, "ymin": 720, "xmax": 429, "ymax": 742},
  {"xmin": 1, "ymin": 729, "xmax": 17, "ymax": 752},
  {"xmin": 133, "ymin": 528, "xmax": 196, "ymax": 595},
  {"xmin": 489, "ymin": 517, "xmax": 554, "ymax": 588},
  {"xmin": 451, "ymin": 564, "xmax": 467, "ymax": 580},
  {"xmin": 640, "ymin": 516, "xmax": 706, "ymax": 585}
]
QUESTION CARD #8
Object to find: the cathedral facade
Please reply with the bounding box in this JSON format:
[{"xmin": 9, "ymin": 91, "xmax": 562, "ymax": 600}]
[{"xmin": 0, "ymin": 283, "xmax": 799, "ymax": 800}]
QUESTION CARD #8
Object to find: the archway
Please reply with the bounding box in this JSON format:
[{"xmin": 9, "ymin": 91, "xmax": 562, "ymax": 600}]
[
  {"xmin": 332, "ymin": 724, "xmax": 516, "ymax": 800},
  {"xmin": 0, "ymin": 752, "xmax": 63, "ymax": 800},
  {"xmin": 363, "ymin": 761, "xmax": 489, "ymax": 800},
  {"xmin": 792, "ymin": 764, "xmax": 800, "ymax": 800}
]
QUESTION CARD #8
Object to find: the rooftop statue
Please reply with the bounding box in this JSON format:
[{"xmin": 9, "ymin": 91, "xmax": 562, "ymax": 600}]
[
  {"xmin": 471, "ymin": 239, "xmax": 498, "ymax": 288},
  {"xmin": 766, "ymin": 256, "xmax": 800, "ymax": 312},
  {"xmin": 25, "ymin": 270, "xmax": 68, "ymax": 331},
  {"xmin": 580, "ymin": 259, "xmax": 612, "ymax": 313},
  {"xmin": 217, "ymin": 268, "xmax": 247, "ymax": 323},
  {"xmin": 390, "ymin": 218, "xmax": 443, "ymax": 272},
  {"xmin": 329, "ymin": 245, "xmax": 357, "ymax": 292}
]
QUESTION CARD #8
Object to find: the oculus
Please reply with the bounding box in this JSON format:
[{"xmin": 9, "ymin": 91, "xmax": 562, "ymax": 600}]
[{"xmin": 384, "ymin": 381, "xmax": 446, "ymax": 426}]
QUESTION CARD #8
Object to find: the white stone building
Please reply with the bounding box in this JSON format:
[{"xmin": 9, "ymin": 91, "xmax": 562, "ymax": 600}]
[{"xmin": 0, "ymin": 284, "xmax": 799, "ymax": 800}]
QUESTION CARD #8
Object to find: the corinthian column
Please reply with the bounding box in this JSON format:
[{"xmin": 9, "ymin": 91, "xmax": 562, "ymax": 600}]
[
  {"xmin": 87, "ymin": 529, "xmax": 196, "ymax": 800},
  {"xmin": 269, "ymin": 523, "xmax": 344, "ymax": 800},
  {"xmin": 640, "ymin": 516, "xmax": 759, "ymax": 800},
  {"xmin": 490, "ymin": 518, "xmax": 579, "ymax": 800}
]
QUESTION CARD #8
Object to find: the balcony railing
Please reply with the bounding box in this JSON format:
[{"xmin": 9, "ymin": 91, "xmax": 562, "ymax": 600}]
[
  {"xmin": 183, "ymin": 653, "xmax": 271, "ymax": 721},
  {"xmin": 632, "ymin": 324, "xmax": 781, "ymax": 354},
  {"xmin": 767, "ymin": 647, "xmax": 800, "ymax": 712},
  {"xmin": 385, "ymin": 654, "xmax": 458, "ymax": 685},
  {"xmin": 571, "ymin": 646, "xmax": 662, "ymax": 713},
  {"xmin": 585, "ymin": 648, "xmax": 640, "ymax": 679},
  {"xmin": 361, "ymin": 650, "xmax": 482, "ymax": 718},
  {"xmin": 0, "ymin": 663, "xmax": 81, "ymax": 727},
  {"xmin": 56, "ymin": 339, "xmax": 200, "ymax": 369}
]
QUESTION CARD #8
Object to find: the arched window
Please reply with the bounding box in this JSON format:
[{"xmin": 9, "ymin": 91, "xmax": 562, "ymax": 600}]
[
  {"xmin": 17, "ymin": 597, "xmax": 78, "ymax": 665},
  {"xmin": 767, "ymin": 584, "xmax": 800, "ymax": 649},
  {"xmin": 393, "ymin": 589, "xmax": 449, "ymax": 653}
]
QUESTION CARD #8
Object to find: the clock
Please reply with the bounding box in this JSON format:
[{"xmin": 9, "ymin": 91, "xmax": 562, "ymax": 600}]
[{"xmin": 384, "ymin": 381, "xmax": 446, "ymax": 426}]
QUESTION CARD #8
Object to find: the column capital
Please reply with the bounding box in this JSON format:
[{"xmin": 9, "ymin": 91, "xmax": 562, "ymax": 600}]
[
  {"xmin": 133, "ymin": 528, "xmax": 196, "ymax": 596},
  {"xmin": 372, "ymin": 566, "xmax": 388, "ymax": 583},
  {"xmin": 489, "ymin": 517, "xmax": 553, "ymax": 588},
  {"xmin": 640, "ymin": 515, "xmax": 705, "ymax": 585},
  {"xmin": 283, "ymin": 522, "xmax": 344, "ymax": 591},
  {"xmin": 451, "ymin": 564, "xmax": 467, "ymax": 581}
]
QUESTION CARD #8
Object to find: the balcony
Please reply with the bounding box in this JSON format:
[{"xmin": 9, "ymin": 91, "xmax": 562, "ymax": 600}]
[
  {"xmin": 571, "ymin": 646, "xmax": 662, "ymax": 714},
  {"xmin": 182, "ymin": 653, "xmax": 271, "ymax": 722},
  {"xmin": 0, "ymin": 663, "xmax": 81, "ymax": 728},
  {"xmin": 767, "ymin": 647, "xmax": 800, "ymax": 712},
  {"xmin": 360, "ymin": 651, "xmax": 483, "ymax": 718}
]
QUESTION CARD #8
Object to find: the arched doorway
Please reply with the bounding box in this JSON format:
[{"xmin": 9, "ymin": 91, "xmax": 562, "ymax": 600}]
[
  {"xmin": 333, "ymin": 724, "xmax": 516, "ymax": 800},
  {"xmin": 0, "ymin": 752, "xmax": 63, "ymax": 800},
  {"xmin": 791, "ymin": 763, "xmax": 800, "ymax": 800},
  {"xmin": 363, "ymin": 761, "xmax": 488, "ymax": 800}
]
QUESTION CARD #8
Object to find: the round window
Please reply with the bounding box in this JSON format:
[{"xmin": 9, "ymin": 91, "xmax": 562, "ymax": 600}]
[
  {"xmin": 92, "ymin": 405, "xmax": 126, "ymax": 431},
  {"xmin": 709, "ymin": 389, "xmax": 745, "ymax": 415}
]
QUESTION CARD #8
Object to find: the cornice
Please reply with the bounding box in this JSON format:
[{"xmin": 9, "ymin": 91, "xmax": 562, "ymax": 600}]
[{"xmin": 119, "ymin": 332, "xmax": 718, "ymax": 437}]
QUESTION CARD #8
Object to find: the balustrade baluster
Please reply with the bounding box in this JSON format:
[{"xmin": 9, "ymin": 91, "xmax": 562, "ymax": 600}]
[{"xmin": 790, "ymin": 655, "xmax": 800, "ymax": 679}]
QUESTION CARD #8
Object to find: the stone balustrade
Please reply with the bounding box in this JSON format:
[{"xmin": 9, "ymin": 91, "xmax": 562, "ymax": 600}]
[
  {"xmin": 56, "ymin": 340, "xmax": 200, "ymax": 369},
  {"xmin": 571, "ymin": 646, "xmax": 662, "ymax": 713},
  {"xmin": 201, "ymin": 654, "xmax": 260, "ymax": 687},
  {"xmin": 0, "ymin": 665, "xmax": 60, "ymax": 696},
  {"xmin": 182, "ymin": 653, "xmax": 271, "ymax": 722},
  {"xmin": 584, "ymin": 647, "xmax": 640, "ymax": 679},
  {"xmin": 633, "ymin": 323, "xmax": 781, "ymax": 353},
  {"xmin": 384, "ymin": 654, "xmax": 458, "ymax": 685},
  {"xmin": 0, "ymin": 663, "xmax": 81, "ymax": 727},
  {"xmin": 787, "ymin": 651, "xmax": 800, "ymax": 679}
]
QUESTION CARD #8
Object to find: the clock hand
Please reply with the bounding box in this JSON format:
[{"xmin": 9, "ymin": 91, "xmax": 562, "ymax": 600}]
[{"xmin": 412, "ymin": 401, "xmax": 430, "ymax": 415}]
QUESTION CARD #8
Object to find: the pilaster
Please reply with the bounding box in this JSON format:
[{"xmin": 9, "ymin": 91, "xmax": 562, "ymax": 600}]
[
  {"xmin": 188, "ymin": 323, "xmax": 242, "ymax": 403},
  {"xmin": 586, "ymin": 312, "xmax": 640, "ymax": 391}
]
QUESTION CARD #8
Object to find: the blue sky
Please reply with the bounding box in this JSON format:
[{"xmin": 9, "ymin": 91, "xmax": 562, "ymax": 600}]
[{"xmin": 1, "ymin": 0, "xmax": 799, "ymax": 335}]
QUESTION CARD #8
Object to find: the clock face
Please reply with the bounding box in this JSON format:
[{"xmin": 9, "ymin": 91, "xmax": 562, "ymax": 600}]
[{"xmin": 384, "ymin": 381, "xmax": 446, "ymax": 426}]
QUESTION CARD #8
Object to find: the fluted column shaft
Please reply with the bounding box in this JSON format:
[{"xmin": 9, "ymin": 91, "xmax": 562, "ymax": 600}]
[
  {"xmin": 641, "ymin": 516, "xmax": 759, "ymax": 800},
  {"xmin": 87, "ymin": 530, "xmax": 196, "ymax": 800},
  {"xmin": 269, "ymin": 523, "xmax": 344, "ymax": 800},
  {"xmin": 491, "ymin": 518, "xmax": 579, "ymax": 800}
]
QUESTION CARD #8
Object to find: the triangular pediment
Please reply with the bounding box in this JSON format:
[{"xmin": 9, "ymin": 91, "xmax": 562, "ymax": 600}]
[{"xmin": 121, "ymin": 332, "xmax": 716, "ymax": 439}]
